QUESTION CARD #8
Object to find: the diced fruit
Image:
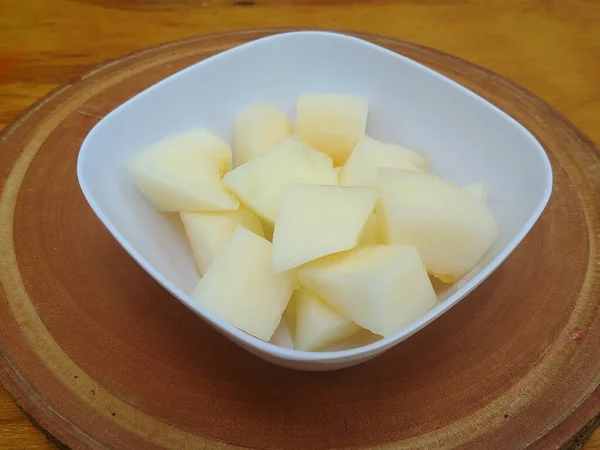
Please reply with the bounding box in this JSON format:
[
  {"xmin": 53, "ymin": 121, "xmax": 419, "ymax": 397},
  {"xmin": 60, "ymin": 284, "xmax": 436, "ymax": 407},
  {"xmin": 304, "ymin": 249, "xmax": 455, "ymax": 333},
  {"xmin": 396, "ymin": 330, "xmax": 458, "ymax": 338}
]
[
  {"xmin": 181, "ymin": 206, "xmax": 264, "ymax": 275},
  {"xmin": 296, "ymin": 94, "xmax": 368, "ymax": 165},
  {"xmin": 128, "ymin": 129, "xmax": 238, "ymax": 212},
  {"xmin": 272, "ymin": 184, "xmax": 378, "ymax": 272},
  {"xmin": 360, "ymin": 212, "xmax": 384, "ymax": 245},
  {"xmin": 377, "ymin": 168, "xmax": 498, "ymax": 280},
  {"xmin": 140, "ymin": 128, "xmax": 232, "ymax": 175},
  {"xmin": 283, "ymin": 296, "xmax": 297, "ymax": 336},
  {"xmin": 290, "ymin": 288, "xmax": 360, "ymax": 351},
  {"xmin": 339, "ymin": 135, "xmax": 429, "ymax": 187},
  {"xmin": 234, "ymin": 102, "xmax": 294, "ymax": 166},
  {"xmin": 260, "ymin": 219, "xmax": 275, "ymax": 242},
  {"xmin": 299, "ymin": 245, "xmax": 437, "ymax": 337},
  {"xmin": 125, "ymin": 94, "xmax": 501, "ymax": 351},
  {"xmin": 191, "ymin": 227, "xmax": 296, "ymax": 341},
  {"xmin": 463, "ymin": 181, "xmax": 489, "ymax": 203},
  {"xmin": 223, "ymin": 136, "xmax": 338, "ymax": 226},
  {"xmin": 432, "ymin": 273, "xmax": 456, "ymax": 284}
]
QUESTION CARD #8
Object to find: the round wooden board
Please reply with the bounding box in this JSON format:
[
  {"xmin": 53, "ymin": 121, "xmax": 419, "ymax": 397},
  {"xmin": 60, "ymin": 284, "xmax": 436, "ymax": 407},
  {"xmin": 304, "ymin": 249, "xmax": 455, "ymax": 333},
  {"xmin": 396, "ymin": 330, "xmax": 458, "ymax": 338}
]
[{"xmin": 0, "ymin": 29, "xmax": 599, "ymax": 450}]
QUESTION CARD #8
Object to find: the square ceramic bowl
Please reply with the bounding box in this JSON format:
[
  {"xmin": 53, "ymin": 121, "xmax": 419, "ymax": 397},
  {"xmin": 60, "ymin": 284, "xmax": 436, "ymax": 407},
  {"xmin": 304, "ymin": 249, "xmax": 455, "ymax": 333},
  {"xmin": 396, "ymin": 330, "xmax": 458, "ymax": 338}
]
[{"xmin": 77, "ymin": 31, "xmax": 552, "ymax": 371}]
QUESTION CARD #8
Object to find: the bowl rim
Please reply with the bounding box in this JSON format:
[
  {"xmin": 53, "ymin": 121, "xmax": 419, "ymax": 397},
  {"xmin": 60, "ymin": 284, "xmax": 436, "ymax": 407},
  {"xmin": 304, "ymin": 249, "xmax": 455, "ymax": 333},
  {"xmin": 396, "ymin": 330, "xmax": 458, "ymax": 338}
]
[{"xmin": 77, "ymin": 30, "xmax": 553, "ymax": 363}]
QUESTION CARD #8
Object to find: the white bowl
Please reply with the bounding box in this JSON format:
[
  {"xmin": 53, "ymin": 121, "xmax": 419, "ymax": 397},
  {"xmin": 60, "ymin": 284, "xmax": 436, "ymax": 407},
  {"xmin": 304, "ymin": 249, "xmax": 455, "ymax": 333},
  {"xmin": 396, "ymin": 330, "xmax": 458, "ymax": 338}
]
[{"xmin": 77, "ymin": 31, "xmax": 552, "ymax": 371}]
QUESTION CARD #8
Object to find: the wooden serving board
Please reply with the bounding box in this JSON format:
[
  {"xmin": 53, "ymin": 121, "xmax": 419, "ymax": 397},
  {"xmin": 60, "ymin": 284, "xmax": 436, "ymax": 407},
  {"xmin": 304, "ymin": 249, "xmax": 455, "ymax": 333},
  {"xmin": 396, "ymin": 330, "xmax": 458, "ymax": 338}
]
[{"xmin": 0, "ymin": 30, "xmax": 599, "ymax": 450}]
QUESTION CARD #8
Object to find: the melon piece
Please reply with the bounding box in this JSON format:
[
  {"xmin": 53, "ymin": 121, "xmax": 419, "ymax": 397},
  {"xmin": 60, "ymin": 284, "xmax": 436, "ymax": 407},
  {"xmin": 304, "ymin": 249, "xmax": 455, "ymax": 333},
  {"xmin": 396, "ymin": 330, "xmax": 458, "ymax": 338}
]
[
  {"xmin": 377, "ymin": 168, "xmax": 498, "ymax": 281},
  {"xmin": 360, "ymin": 212, "xmax": 385, "ymax": 245},
  {"xmin": 299, "ymin": 245, "xmax": 437, "ymax": 337},
  {"xmin": 181, "ymin": 206, "xmax": 264, "ymax": 275},
  {"xmin": 223, "ymin": 136, "xmax": 337, "ymax": 226},
  {"xmin": 260, "ymin": 219, "xmax": 275, "ymax": 242},
  {"xmin": 463, "ymin": 181, "xmax": 489, "ymax": 203},
  {"xmin": 296, "ymin": 94, "xmax": 368, "ymax": 165},
  {"xmin": 165, "ymin": 128, "xmax": 233, "ymax": 176},
  {"xmin": 283, "ymin": 295, "xmax": 297, "ymax": 336},
  {"xmin": 339, "ymin": 135, "xmax": 429, "ymax": 187},
  {"xmin": 128, "ymin": 129, "xmax": 238, "ymax": 212},
  {"xmin": 191, "ymin": 227, "xmax": 296, "ymax": 341},
  {"xmin": 234, "ymin": 102, "xmax": 294, "ymax": 166},
  {"xmin": 272, "ymin": 184, "xmax": 378, "ymax": 272},
  {"xmin": 135, "ymin": 128, "xmax": 232, "ymax": 175},
  {"xmin": 431, "ymin": 273, "xmax": 457, "ymax": 284},
  {"xmin": 290, "ymin": 288, "xmax": 360, "ymax": 351}
]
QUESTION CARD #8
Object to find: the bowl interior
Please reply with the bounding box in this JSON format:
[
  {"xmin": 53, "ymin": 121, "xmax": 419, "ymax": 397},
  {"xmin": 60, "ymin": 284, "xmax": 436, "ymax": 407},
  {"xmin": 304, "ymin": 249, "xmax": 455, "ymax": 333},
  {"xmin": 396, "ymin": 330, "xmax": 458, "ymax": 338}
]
[{"xmin": 77, "ymin": 31, "xmax": 552, "ymax": 363}]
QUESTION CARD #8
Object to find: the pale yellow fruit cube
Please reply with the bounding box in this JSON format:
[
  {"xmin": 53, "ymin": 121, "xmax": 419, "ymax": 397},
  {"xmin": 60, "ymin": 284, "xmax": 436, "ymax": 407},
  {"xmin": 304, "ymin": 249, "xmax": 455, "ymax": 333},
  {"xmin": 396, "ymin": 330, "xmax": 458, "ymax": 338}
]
[
  {"xmin": 181, "ymin": 206, "xmax": 264, "ymax": 275},
  {"xmin": 234, "ymin": 102, "xmax": 294, "ymax": 166},
  {"xmin": 299, "ymin": 245, "xmax": 438, "ymax": 337},
  {"xmin": 359, "ymin": 212, "xmax": 385, "ymax": 245},
  {"xmin": 296, "ymin": 94, "xmax": 368, "ymax": 166},
  {"xmin": 377, "ymin": 168, "xmax": 498, "ymax": 281},
  {"xmin": 290, "ymin": 288, "xmax": 360, "ymax": 351},
  {"xmin": 223, "ymin": 136, "xmax": 337, "ymax": 226},
  {"xmin": 128, "ymin": 129, "xmax": 237, "ymax": 212},
  {"xmin": 137, "ymin": 128, "xmax": 232, "ymax": 175},
  {"xmin": 191, "ymin": 227, "xmax": 296, "ymax": 341},
  {"xmin": 260, "ymin": 219, "xmax": 275, "ymax": 242},
  {"xmin": 434, "ymin": 180, "xmax": 490, "ymax": 285},
  {"xmin": 272, "ymin": 184, "xmax": 378, "ymax": 272},
  {"xmin": 282, "ymin": 295, "xmax": 297, "ymax": 336},
  {"xmin": 463, "ymin": 181, "xmax": 489, "ymax": 203},
  {"xmin": 339, "ymin": 135, "xmax": 429, "ymax": 187}
]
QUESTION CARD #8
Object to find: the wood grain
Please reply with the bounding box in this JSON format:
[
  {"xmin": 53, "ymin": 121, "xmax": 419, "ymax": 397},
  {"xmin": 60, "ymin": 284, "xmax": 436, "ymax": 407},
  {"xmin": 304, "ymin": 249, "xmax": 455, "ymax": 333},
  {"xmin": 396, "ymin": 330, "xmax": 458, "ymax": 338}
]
[
  {"xmin": 0, "ymin": 1, "xmax": 599, "ymax": 449},
  {"xmin": 0, "ymin": 386, "xmax": 55, "ymax": 449}
]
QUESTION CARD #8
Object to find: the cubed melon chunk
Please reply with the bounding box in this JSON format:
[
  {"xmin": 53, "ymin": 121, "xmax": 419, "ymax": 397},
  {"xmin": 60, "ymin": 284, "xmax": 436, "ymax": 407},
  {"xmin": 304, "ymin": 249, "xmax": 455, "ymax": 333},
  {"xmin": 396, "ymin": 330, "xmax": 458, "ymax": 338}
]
[
  {"xmin": 136, "ymin": 128, "xmax": 232, "ymax": 175},
  {"xmin": 339, "ymin": 135, "xmax": 429, "ymax": 187},
  {"xmin": 128, "ymin": 129, "xmax": 238, "ymax": 212},
  {"xmin": 260, "ymin": 219, "xmax": 275, "ymax": 242},
  {"xmin": 234, "ymin": 102, "xmax": 294, "ymax": 166},
  {"xmin": 290, "ymin": 288, "xmax": 360, "ymax": 351},
  {"xmin": 377, "ymin": 168, "xmax": 498, "ymax": 281},
  {"xmin": 223, "ymin": 136, "xmax": 337, "ymax": 226},
  {"xmin": 360, "ymin": 212, "xmax": 385, "ymax": 245},
  {"xmin": 283, "ymin": 297, "xmax": 297, "ymax": 336},
  {"xmin": 299, "ymin": 245, "xmax": 437, "ymax": 337},
  {"xmin": 463, "ymin": 181, "xmax": 489, "ymax": 203},
  {"xmin": 296, "ymin": 94, "xmax": 368, "ymax": 165},
  {"xmin": 191, "ymin": 227, "xmax": 296, "ymax": 341},
  {"xmin": 272, "ymin": 184, "xmax": 378, "ymax": 272},
  {"xmin": 181, "ymin": 206, "xmax": 264, "ymax": 275}
]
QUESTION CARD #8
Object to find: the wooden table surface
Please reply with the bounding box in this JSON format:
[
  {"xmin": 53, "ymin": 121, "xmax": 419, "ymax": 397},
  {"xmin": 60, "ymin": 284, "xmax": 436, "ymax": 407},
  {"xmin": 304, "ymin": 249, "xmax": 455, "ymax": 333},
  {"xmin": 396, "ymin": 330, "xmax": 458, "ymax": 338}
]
[{"xmin": 0, "ymin": 0, "xmax": 598, "ymax": 448}]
